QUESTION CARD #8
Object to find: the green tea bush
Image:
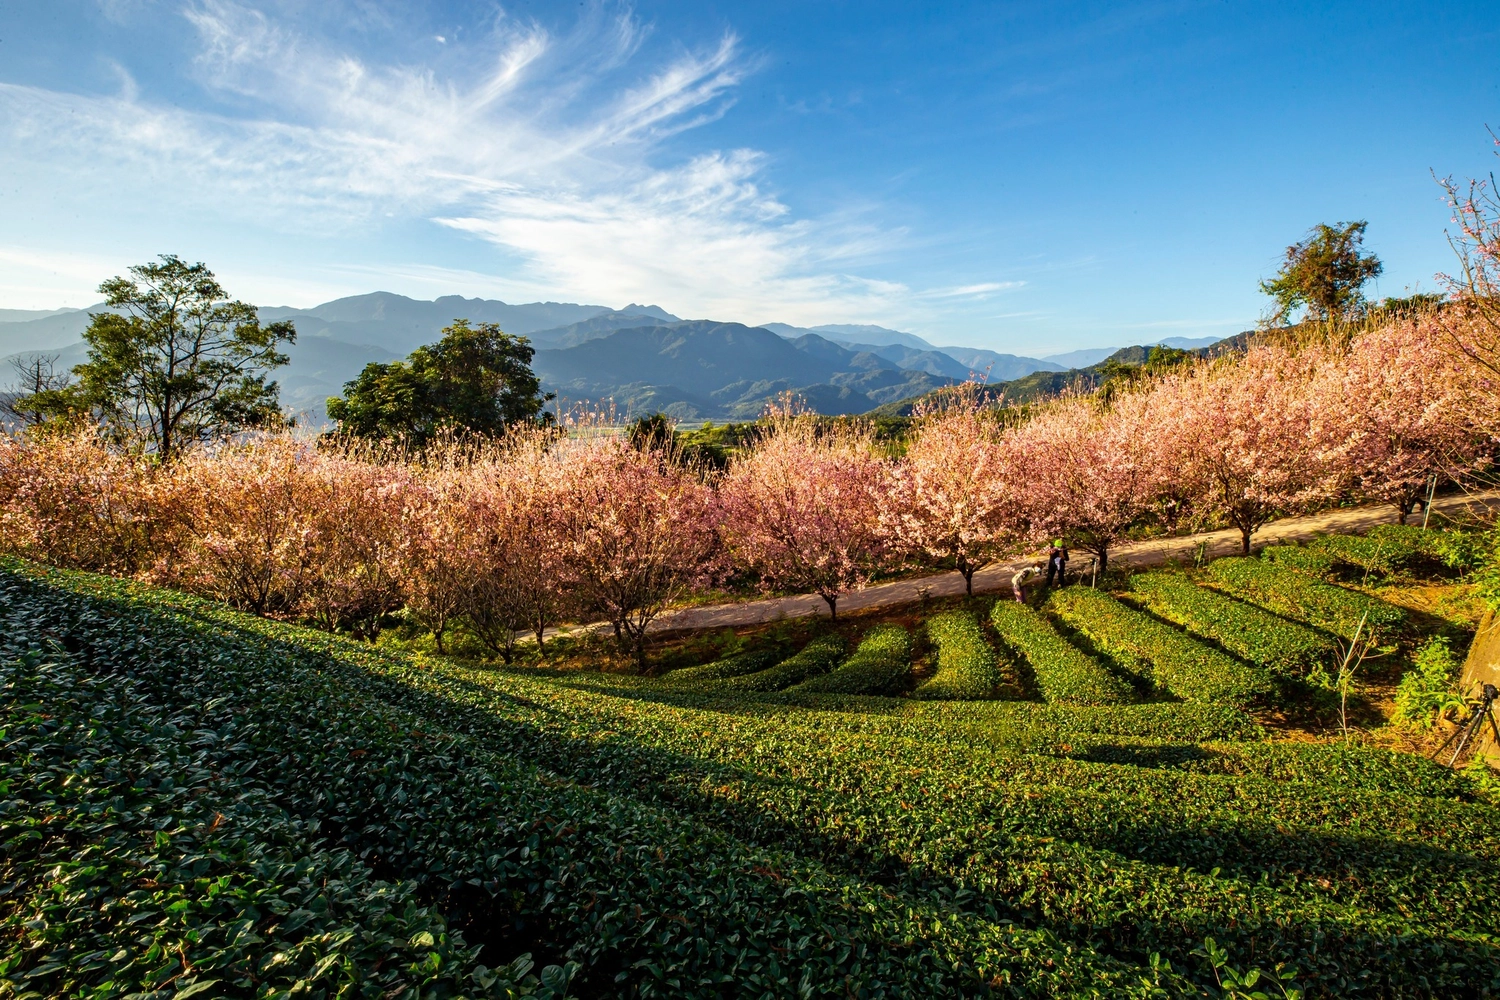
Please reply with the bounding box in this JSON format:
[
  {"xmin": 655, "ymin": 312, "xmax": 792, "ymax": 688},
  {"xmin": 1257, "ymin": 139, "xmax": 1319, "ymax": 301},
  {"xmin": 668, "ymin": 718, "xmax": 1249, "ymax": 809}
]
[
  {"xmin": 1431, "ymin": 528, "xmax": 1491, "ymax": 574},
  {"xmin": 664, "ymin": 648, "xmax": 780, "ymax": 684},
  {"xmin": 1048, "ymin": 587, "xmax": 1273, "ymax": 705},
  {"xmin": 914, "ymin": 610, "xmax": 1003, "ymax": 699},
  {"xmin": 1262, "ymin": 544, "xmax": 1338, "ymax": 577},
  {"xmin": 1069, "ymin": 737, "xmax": 1474, "ymax": 798},
  {"xmin": 717, "ymin": 633, "xmax": 847, "ymax": 691},
  {"xmin": 1393, "ymin": 636, "xmax": 1467, "ymax": 729},
  {"xmin": 1310, "ymin": 527, "xmax": 1428, "ymax": 576},
  {"xmin": 1207, "ymin": 557, "xmax": 1408, "ymax": 640},
  {"xmin": 0, "ymin": 645, "xmax": 560, "ymax": 998},
  {"xmin": 10, "ymin": 561, "xmax": 1500, "ymax": 998},
  {"xmin": 0, "ymin": 563, "xmax": 1226, "ymax": 997},
  {"xmin": 1204, "ymin": 739, "xmax": 1474, "ymax": 798},
  {"xmin": 989, "ymin": 599, "xmax": 1134, "ymax": 705},
  {"xmin": 1127, "ymin": 571, "xmax": 1335, "ymax": 678},
  {"xmin": 793, "ymin": 625, "xmax": 911, "ymax": 695}
]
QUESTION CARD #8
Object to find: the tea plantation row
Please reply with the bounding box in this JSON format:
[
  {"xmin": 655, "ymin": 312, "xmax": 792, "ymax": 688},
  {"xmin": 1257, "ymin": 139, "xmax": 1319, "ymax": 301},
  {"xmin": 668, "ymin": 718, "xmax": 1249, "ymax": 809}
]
[{"xmin": 3, "ymin": 560, "xmax": 1497, "ymax": 997}]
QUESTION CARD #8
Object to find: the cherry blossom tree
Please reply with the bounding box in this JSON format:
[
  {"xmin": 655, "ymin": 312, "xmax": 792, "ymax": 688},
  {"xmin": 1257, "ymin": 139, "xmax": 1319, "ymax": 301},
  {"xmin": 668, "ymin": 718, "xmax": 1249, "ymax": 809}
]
[
  {"xmin": 556, "ymin": 434, "xmax": 718, "ymax": 668},
  {"xmin": 399, "ymin": 468, "xmax": 475, "ymax": 655},
  {"xmin": 719, "ymin": 412, "xmax": 891, "ymax": 617},
  {"xmin": 0, "ymin": 426, "xmax": 184, "ymax": 579},
  {"xmin": 1435, "ymin": 141, "xmax": 1500, "ymax": 391},
  {"xmin": 1010, "ymin": 390, "xmax": 1167, "ymax": 574},
  {"xmin": 886, "ymin": 393, "xmax": 1023, "ymax": 593},
  {"xmin": 176, "ymin": 437, "xmax": 322, "ymax": 615},
  {"xmin": 297, "ymin": 453, "xmax": 409, "ymax": 639},
  {"xmin": 1152, "ymin": 348, "xmax": 1336, "ymax": 554},
  {"xmin": 459, "ymin": 434, "xmax": 576, "ymax": 659},
  {"xmin": 1316, "ymin": 319, "xmax": 1483, "ymax": 521}
]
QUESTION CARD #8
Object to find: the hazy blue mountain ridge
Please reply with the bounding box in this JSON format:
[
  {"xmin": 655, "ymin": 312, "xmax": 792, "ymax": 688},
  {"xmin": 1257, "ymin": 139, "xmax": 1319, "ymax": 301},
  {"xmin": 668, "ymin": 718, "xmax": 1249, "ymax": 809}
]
[
  {"xmin": 534, "ymin": 322, "xmax": 956, "ymax": 420},
  {"xmin": 0, "ymin": 288, "xmax": 1240, "ymax": 423},
  {"xmin": 525, "ymin": 310, "xmax": 682, "ymax": 348}
]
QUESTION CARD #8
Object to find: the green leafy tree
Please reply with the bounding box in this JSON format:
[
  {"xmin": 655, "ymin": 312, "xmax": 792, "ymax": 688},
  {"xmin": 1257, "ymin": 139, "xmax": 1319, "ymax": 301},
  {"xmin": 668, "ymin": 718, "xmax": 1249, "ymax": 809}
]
[
  {"xmin": 326, "ymin": 320, "xmax": 551, "ymax": 443},
  {"xmin": 1260, "ymin": 221, "xmax": 1383, "ymax": 325},
  {"xmin": 628, "ymin": 413, "xmax": 675, "ymax": 453},
  {"xmin": 42, "ymin": 255, "xmax": 295, "ymax": 460}
]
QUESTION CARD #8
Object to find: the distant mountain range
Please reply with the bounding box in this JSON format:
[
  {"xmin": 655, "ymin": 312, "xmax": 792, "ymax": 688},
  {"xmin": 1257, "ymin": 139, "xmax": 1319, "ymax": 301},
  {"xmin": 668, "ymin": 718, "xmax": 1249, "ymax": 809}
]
[{"xmin": 0, "ymin": 292, "xmax": 1234, "ymax": 422}]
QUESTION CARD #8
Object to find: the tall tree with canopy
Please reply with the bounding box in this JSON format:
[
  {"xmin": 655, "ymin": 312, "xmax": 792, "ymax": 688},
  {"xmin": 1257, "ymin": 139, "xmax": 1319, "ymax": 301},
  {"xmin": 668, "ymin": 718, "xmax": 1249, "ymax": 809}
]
[
  {"xmin": 56, "ymin": 255, "xmax": 295, "ymax": 461},
  {"xmin": 1260, "ymin": 221, "xmax": 1383, "ymax": 325},
  {"xmin": 327, "ymin": 319, "xmax": 551, "ymax": 444}
]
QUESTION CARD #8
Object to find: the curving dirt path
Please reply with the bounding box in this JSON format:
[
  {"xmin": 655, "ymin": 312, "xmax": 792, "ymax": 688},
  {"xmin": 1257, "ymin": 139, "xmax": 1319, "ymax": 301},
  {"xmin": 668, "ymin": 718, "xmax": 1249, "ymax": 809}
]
[{"xmin": 634, "ymin": 490, "xmax": 1500, "ymax": 635}]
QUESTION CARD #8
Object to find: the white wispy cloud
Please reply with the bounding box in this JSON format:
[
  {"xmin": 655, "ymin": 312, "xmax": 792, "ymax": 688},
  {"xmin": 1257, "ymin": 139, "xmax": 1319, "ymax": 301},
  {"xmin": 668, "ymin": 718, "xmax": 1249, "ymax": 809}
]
[
  {"xmin": 0, "ymin": 0, "xmax": 947, "ymax": 323},
  {"xmin": 921, "ymin": 281, "xmax": 1025, "ymax": 299}
]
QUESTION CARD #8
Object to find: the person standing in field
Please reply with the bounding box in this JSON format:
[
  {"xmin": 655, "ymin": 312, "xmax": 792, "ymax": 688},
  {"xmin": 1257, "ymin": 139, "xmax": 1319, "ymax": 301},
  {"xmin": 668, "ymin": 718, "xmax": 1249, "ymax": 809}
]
[
  {"xmin": 1045, "ymin": 543, "xmax": 1064, "ymax": 587},
  {"xmin": 1011, "ymin": 564, "xmax": 1041, "ymax": 603}
]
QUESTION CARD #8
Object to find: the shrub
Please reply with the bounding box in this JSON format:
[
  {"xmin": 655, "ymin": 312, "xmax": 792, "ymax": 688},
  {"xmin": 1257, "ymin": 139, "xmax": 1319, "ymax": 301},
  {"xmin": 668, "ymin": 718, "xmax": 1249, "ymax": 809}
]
[
  {"xmin": 13, "ymin": 561, "xmax": 1500, "ymax": 997},
  {"xmin": 1393, "ymin": 636, "xmax": 1467, "ymax": 729},
  {"xmin": 1048, "ymin": 587, "xmax": 1273, "ymax": 705},
  {"xmin": 1431, "ymin": 528, "xmax": 1491, "ymax": 574},
  {"xmin": 2, "ymin": 562, "xmax": 1195, "ymax": 997},
  {"xmin": 664, "ymin": 648, "xmax": 781, "ymax": 684},
  {"xmin": 1068, "ymin": 738, "xmax": 1473, "ymax": 799},
  {"xmin": 0, "ymin": 429, "xmax": 187, "ymax": 578},
  {"xmin": 1310, "ymin": 527, "xmax": 1430, "ymax": 576},
  {"xmin": 718, "ymin": 634, "xmax": 847, "ymax": 691},
  {"xmin": 793, "ymin": 625, "xmax": 912, "ymax": 695},
  {"xmin": 915, "ymin": 610, "xmax": 1004, "ymax": 699},
  {"xmin": 1127, "ymin": 572, "xmax": 1335, "ymax": 678},
  {"xmin": 1206, "ymin": 557, "xmax": 1408, "ymax": 640},
  {"xmin": 988, "ymin": 599, "xmax": 1134, "ymax": 705},
  {"xmin": 1262, "ymin": 544, "xmax": 1337, "ymax": 577},
  {"xmin": 0, "ymin": 604, "xmax": 563, "ymax": 997}
]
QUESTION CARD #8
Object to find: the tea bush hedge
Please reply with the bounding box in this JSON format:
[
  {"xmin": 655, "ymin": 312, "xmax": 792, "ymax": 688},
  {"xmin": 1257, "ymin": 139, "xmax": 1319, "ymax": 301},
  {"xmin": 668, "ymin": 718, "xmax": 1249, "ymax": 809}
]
[
  {"xmin": 792, "ymin": 625, "xmax": 911, "ymax": 695},
  {"xmin": 0, "ymin": 565, "xmax": 1174, "ymax": 998},
  {"xmin": 717, "ymin": 633, "xmax": 847, "ymax": 691},
  {"xmin": 988, "ymin": 599, "xmax": 1134, "ymax": 705},
  {"xmin": 664, "ymin": 648, "xmax": 780, "ymax": 684},
  {"xmin": 0, "ymin": 647, "xmax": 549, "ymax": 999},
  {"xmin": 1261, "ymin": 543, "xmax": 1338, "ymax": 577},
  {"xmin": 1127, "ymin": 571, "xmax": 1335, "ymax": 677},
  {"xmin": 1207, "ymin": 557, "xmax": 1409, "ymax": 640},
  {"xmin": 1047, "ymin": 587, "xmax": 1273, "ymax": 705},
  {"xmin": 1311, "ymin": 528, "xmax": 1429, "ymax": 575},
  {"xmin": 914, "ymin": 610, "xmax": 1004, "ymax": 699},
  {"xmin": 6, "ymin": 560, "xmax": 1499, "ymax": 998}
]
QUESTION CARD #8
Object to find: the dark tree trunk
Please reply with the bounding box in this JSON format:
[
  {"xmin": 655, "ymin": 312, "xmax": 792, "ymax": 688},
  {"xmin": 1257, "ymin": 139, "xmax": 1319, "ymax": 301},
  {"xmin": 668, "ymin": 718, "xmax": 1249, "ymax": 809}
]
[
  {"xmin": 1240, "ymin": 526, "xmax": 1253, "ymax": 555},
  {"xmin": 822, "ymin": 593, "xmax": 839, "ymax": 619},
  {"xmin": 1398, "ymin": 491, "xmax": 1421, "ymax": 525}
]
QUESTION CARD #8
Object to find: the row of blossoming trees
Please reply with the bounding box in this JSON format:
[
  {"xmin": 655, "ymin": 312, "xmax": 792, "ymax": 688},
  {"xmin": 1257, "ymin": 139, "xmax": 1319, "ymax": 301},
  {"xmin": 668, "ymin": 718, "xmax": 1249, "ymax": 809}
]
[{"xmin": 0, "ymin": 314, "xmax": 1491, "ymax": 665}]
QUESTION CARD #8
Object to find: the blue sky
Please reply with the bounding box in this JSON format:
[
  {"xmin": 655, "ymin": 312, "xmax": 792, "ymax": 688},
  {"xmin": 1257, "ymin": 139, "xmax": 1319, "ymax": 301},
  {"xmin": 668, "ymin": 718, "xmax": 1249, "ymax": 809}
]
[{"xmin": 1, "ymin": 1, "xmax": 1497, "ymax": 353}]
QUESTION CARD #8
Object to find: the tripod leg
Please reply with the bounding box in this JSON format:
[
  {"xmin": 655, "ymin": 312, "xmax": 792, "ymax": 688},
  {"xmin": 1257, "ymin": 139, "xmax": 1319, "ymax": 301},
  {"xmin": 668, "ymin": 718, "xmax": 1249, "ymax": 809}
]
[
  {"xmin": 1433, "ymin": 718, "xmax": 1465, "ymax": 759},
  {"xmin": 1448, "ymin": 711, "xmax": 1483, "ymax": 767}
]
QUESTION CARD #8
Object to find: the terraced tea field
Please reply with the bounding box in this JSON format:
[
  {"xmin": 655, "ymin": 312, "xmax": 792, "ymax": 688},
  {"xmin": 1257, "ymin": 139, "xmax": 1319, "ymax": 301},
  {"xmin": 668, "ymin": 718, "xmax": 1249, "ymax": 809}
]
[{"xmin": 3, "ymin": 546, "xmax": 1498, "ymax": 998}]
